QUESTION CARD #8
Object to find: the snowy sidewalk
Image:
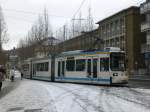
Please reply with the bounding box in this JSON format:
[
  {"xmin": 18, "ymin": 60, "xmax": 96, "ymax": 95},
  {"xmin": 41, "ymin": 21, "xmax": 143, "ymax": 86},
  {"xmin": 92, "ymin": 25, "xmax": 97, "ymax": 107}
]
[
  {"xmin": 2, "ymin": 79, "xmax": 12, "ymax": 88},
  {"xmin": 0, "ymin": 78, "xmax": 21, "ymax": 99}
]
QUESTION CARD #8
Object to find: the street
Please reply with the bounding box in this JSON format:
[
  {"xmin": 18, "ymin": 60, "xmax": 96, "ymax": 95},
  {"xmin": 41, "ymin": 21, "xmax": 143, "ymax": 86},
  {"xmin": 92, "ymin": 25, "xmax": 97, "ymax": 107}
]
[{"xmin": 0, "ymin": 79, "xmax": 150, "ymax": 112}]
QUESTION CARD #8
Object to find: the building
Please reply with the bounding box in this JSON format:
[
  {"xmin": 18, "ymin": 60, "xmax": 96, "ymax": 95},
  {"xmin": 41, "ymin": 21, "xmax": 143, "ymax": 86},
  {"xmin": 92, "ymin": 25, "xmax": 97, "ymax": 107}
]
[
  {"xmin": 140, "ymin": 0, "xmax": 150, "ymax": 74},
  {"xmin": 96, "ymin": 6, "xmax": 145, "ymax": 74},
  {"xmin": 8, "ymin": 48, "xmax": 18, "ymax": 69},
  {"xmin": 56, "ymin": 29, "xmax": 100, "ymax": 53},
  {"xmin": 35, "ymin": 37, "xmax": 61, "ymax": 58}
]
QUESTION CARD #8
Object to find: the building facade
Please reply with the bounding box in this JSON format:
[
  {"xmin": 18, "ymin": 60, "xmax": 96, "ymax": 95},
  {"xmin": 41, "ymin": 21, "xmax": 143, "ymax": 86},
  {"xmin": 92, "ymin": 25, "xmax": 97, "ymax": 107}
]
[
  {"xmin": 35, "ymin": 37, "xmax": 61, "ymax": 58},
  {"xmin": 96, "ymin": 6, "xmax": 145, "ymax": 74},
  {"xmin": 55, "ymin": 29, "xmax": 100, "ymax": 53},
  {"xmin": 140, "ymin": 0, "xmax": 150, "ymax": 74}
]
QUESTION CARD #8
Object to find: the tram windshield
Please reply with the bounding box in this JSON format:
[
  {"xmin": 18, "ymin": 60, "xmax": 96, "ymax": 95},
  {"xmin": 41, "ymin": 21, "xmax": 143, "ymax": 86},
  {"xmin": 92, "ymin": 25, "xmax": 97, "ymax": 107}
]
[{"xmin": 110, "ymin": 52, "xmax": 126, "ymax": 71}]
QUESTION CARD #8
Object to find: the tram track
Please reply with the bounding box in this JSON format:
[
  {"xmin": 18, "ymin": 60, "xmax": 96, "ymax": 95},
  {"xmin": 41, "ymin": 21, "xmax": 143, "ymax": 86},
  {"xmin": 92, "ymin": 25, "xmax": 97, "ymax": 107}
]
[
  {"xmin": 38, "ymin": 81, "xmax": 150, "ymax": 112},
  {"xmin": 101, "ymin": 87, "xmax": 150, "ymax": 109},
  {"xmin": 47, "ymin": 83, "xmax": 104, "ymax": 112},
  {"xmin": 78, "ymin": 84, "xmax": 150, "ymax": 109}
]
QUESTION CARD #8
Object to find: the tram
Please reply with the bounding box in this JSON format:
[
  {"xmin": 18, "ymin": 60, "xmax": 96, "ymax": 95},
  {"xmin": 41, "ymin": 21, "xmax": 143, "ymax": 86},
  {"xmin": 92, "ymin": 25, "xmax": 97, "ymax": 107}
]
[
  {"xmin": 21, "ymin": 58, "xmax": 32, "ymax": 79},
  {"xmin": 31, "ymin": 57, "xmax": 51, "ymax": 81},
  {"xmin": 21, "ymin": 47, "xmax": 128, "ymax": 85}
]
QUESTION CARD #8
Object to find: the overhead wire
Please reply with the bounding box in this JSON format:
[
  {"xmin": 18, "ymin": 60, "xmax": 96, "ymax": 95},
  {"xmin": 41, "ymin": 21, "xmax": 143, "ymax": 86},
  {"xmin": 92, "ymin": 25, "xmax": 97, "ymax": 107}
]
[
  {"xmin": 55, "ymin": 0, "xmax": 87, "ymax": 39},
  {"xmin": 72, "ymin": 0, "xmax": 87, "ymax": 18}
]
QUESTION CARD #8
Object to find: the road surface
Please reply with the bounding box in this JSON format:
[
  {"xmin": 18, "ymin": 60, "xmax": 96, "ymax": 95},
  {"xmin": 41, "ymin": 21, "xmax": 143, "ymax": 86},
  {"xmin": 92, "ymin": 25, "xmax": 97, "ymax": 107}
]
[{"xmin": 0, "ymin": 79, "xmax": 150, "ymax": 112}]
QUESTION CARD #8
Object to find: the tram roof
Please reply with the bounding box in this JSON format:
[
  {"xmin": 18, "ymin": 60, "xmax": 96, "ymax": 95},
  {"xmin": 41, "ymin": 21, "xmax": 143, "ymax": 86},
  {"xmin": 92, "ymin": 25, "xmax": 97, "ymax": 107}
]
[
  {"xmin": 31, "ymin": 56, "xmax": 51, "ymax": 61},
  {"xmin": 57, "ymin": 48, "xmax": 124, "ymax": 57}
]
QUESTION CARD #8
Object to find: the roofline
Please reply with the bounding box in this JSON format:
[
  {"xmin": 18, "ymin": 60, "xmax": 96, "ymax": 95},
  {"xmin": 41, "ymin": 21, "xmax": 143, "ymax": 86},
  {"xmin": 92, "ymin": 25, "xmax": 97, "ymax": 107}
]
[{"xmin": 96, "ymin": 6, "xmax": 139, "ymax": 24}]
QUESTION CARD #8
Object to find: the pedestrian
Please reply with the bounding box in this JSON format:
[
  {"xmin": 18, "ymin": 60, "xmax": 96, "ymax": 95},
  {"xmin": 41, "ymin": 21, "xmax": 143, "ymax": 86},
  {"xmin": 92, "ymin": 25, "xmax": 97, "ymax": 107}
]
[
  {"xmin": 21, "ymin": 71, "xmax": 23, "ymax": 80},
  {"xmin": 10, "ymin": 69, "xmax": 15, "ymax": 82},
  {"xmin": 0, "ymin": 66, "xmax": 5, "ymax": 91}
]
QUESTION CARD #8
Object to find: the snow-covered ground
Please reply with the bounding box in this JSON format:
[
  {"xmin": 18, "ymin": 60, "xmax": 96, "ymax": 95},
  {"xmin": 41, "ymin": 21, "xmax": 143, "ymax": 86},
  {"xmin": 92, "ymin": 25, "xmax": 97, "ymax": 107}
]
[{"xmin": 0, "ymin": 80, "xmax": 150, "ymax": 112}]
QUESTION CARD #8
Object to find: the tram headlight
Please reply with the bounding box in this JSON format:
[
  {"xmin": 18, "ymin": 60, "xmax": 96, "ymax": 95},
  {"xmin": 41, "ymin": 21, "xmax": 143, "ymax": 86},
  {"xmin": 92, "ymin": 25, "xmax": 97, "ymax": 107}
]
[{"xmin": 113, "ymin": 73, "xmax": 118, "ymax": 76}]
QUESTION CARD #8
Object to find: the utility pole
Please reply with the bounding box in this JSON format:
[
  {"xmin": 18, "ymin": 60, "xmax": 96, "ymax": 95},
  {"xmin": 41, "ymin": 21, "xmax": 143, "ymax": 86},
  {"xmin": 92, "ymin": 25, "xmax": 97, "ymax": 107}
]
[
  {"xmin": 63, "ymin": 25, "xmax": 66, "ymax": 52},
  {"xmin": 72, "ymin": 17, "xmax": 75, "ymax": 37},
  {"xmin": 63, "ymin": 25, "xmax": 66, "ymax": 41}
]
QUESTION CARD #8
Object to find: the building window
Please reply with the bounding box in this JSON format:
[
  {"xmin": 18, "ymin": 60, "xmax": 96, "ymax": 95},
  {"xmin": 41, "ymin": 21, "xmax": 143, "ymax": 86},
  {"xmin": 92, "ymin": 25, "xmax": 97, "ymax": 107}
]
[{"xmin": 146, "ymin": 14, "xmax": 150, "ymax": 22}]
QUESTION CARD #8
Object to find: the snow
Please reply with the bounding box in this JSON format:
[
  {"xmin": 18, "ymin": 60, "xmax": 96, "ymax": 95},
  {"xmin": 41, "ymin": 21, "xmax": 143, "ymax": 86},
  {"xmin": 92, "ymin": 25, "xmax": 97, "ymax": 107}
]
[{"xmin": 0, "ymin": 80, "xmax": 150, "ymax": 112}]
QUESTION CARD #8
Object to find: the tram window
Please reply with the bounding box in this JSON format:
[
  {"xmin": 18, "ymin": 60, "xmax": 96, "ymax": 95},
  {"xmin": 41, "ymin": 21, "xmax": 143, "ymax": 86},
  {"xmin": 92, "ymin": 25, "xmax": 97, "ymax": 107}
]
[
  {"xmin": 76, "ymin": 59, "xmax": 85, "ymax": 71},
  {"xmin": 40, "ymin": 63, "xmax": 44, "ymax": 71},
  {"xmin": 36, "ymin": 62, "xmax": 49, "ymax": 71},
  {"xmin": 45, "ymin": 62, "xmax": 49, "ymax": 71},
  {"xmin": 33, "ymin": 64, "xmax": 36, "ymax": 74},
  {"xmin": 100, "ymin": 58, "xmax": 109, "ymax": 71},
  {"xmin": 66, "ymin": 60, "xmax": 75, "ymax": 71},
  {"xmin": 110, "ymin": 53, "xmax": 125, "ymax": 71},
  {"xmin": 37, "ymin": 63, "xmax": 40, "ymax": 71}
]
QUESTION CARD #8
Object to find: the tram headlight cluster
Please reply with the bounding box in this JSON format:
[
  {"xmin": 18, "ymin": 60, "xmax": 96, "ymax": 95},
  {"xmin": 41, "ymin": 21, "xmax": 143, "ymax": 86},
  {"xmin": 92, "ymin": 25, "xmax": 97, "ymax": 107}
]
[{"xmin": 113, "ymin": 73, "xmax": 118, "ymax": 76}]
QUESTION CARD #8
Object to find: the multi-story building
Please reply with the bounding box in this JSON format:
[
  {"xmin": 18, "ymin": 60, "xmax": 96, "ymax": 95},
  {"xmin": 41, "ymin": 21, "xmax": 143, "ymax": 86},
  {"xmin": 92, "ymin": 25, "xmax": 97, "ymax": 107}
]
[
  {"xmin": 140, "ymin": 0, "xmax": 150, "ymax": 73},
  {"xmin": 96, "ymin": 6, "xmax": 145, "ymax": 74}
]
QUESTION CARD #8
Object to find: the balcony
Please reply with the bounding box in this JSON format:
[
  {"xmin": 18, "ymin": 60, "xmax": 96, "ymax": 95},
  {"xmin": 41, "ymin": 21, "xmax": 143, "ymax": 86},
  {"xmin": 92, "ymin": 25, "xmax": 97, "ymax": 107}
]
[
  {"xmin": 140, "ymin": 2, "xmax": 150, "ymax": 14},
  {"xmin": 141, "ymin": 44, "xmax": 150, "ymax": 53},
  {"xmin": 141, "ymin": 22, "xmax": 150, "ymax": 32}
]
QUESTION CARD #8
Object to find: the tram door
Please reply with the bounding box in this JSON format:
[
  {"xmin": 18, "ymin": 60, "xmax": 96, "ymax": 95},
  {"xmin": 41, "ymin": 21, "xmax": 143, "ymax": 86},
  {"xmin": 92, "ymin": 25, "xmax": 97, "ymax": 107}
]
[
  {"xmin": 58, "ymin": 62, "xmax": 61, "ymax": 77},
  {"xmin": 93, "ymin": 59, "xmax": 98, "ymax": 78},
  {"xmin": 87, "ymin": 59, "xmax": 92, "ymax": 77},
  {"xmin": 58, "ymin": 61, "xmax": 65, "ymax": 77},
  {"xmin": 62, "ymin": 61, "xmax": 65, "ymax": 76},
  {"xmin": 87, "ymin": 58, "xmax": 98, "ymax": 78}
]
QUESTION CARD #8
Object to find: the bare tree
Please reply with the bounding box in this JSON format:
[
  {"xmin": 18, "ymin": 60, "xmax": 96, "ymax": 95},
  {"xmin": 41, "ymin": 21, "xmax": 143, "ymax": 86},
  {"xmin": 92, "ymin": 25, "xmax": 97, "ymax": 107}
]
[
  {"xmin": 18, "ymin": 8, "xmax": 54, "ymax": 59},
  {"xmin": 0, "ymin": 5, "xmax": 8, "ymax": 51},
  {"xmin": 56, "ymin": 6, "xmax": 95, "ymax": 41},
  {"xmin": 0, "ymin": 5, "xmax": 8, "ymax": 65}
]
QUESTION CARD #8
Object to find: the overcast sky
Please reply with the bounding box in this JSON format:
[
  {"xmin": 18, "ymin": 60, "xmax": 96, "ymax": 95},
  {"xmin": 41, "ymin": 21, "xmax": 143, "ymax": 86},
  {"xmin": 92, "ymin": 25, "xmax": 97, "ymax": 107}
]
[{"xmin": 0, "ymin": 0, "xmax": 145, "ymax": 50}]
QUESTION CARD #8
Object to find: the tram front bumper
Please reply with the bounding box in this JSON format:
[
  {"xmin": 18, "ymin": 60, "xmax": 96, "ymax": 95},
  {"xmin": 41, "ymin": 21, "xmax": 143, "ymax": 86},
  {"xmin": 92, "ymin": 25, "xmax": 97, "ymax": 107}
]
[{"xmin": 112, "ymin": 75, "xmax": 128, "ymax": 84}]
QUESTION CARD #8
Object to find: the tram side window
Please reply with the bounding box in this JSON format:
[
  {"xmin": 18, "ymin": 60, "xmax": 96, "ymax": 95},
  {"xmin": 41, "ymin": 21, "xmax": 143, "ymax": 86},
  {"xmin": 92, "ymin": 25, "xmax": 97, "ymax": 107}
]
[
  {"xmin": 33, "ymin": 64, "xmax": 36, "ymax": 75},
  {"xmin": 36, "ymin": 62, "xmax": 49, "ymax": 71},
  {"xmin": 66, "ymin": 60, "xmax": 75, "ymax": 71},
  {"xmin": 37, "ymin": 63, "xmax": 40, "ymax": 71},
  {"xmin": 40, "ymin": 63, "xmax": 44, "ymax": 71},
  {"xmin": 76, "ymin": 59, "xmax": 85, "ymax": 71},
  {"xmin": 45, "ymin": 62, "xmax": 49, "ymax": 71},
  {"xmin": 100, "ymin": 58, "xmax": 109, "ymax": 71}
]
